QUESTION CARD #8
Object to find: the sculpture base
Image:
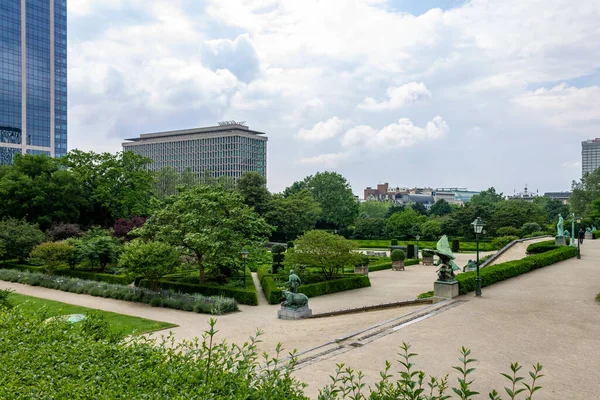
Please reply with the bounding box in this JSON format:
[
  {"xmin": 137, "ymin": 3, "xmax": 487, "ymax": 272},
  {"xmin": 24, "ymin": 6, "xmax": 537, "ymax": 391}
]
[
  {"xmin": 585, "ymin": 232, "xmax": 593, "ymax": 240},
  {"xmin": 278, "ymin": 306, "xmax": 312, "ymax": 320},
  {"xmin": 434, "ymin": 280, "xmax": 459, "ymax": 300},
  {"xmin": 555, "ymin": 236, "xmax": 566, "ymax": 246}
]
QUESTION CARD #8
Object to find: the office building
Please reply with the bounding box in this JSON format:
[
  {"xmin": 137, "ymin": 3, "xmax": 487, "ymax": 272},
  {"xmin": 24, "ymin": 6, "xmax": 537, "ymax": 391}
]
[
  {"xmin": 122, "ymin": 122, "xmax": 267, "ymax": 182},
  {"xmin": 363, "ymin": 183, "xmax": 479, "ymax": 206},
  {"xmin": 0, "ymin": 0, "xmax": 68, "ymax": 165},
  {"xmin": 582, "ymin": 139, "xmax": 600, "ymax": 176}
]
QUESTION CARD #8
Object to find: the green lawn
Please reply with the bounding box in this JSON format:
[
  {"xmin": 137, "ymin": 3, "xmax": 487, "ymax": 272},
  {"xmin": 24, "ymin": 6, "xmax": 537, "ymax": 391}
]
[{"xmin": 10, "ymin": 293, "xmax": 177, "ymax": 337}]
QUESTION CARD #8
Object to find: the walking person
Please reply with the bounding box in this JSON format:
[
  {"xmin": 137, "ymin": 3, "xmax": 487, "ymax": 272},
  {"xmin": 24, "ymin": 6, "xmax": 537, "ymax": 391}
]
[{"xmin": 579, "ymin": 227, "xmax": 585, "ymax": 245}]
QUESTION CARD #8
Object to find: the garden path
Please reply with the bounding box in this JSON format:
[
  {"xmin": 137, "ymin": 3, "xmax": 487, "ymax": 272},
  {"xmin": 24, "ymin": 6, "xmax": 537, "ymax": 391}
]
[{"xmin": 486, "ymin": 236, "xmax": 552, "ymax": 266}]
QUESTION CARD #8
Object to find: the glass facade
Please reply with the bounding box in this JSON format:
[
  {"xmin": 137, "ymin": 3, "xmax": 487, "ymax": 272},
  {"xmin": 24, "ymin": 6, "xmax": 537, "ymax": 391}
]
[
  {"xmin": 123, "ymin": 126, "xmax": 268, "ymax": 183},
  {"xmin": 582, "ymin": 140, "xmax": 600, "ymax": 176},
  {"xmin": 0, "ymin": 0, "xmax": 67, "ymax": 164}
]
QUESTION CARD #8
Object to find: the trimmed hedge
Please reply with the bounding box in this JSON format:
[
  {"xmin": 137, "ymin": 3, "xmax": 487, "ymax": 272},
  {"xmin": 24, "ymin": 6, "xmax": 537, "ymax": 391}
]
[
  {"xmin": 526, "ymin": 240, "xmax": 560, "ymax": 254},
  {"xmin": 139, "ymin": 267, "xmax": 258, "ymax": 306},
  {"xmin": 368, "ymin": 259, "xmax": 420, "ymax": 272},
  {"xmin": 0, "ymin": 263, "xmax": 132, "ymax": 285},
  {"xmin": 594, "ymin": 231, "xmax": 600, "ymax": 239},
  {"xmin": 257, "ymin": 267, "xmax": 284, "ymax": 304},
  {"xmin": 456, "ymin": 246, "xmax": 577, "ymax": 295}
]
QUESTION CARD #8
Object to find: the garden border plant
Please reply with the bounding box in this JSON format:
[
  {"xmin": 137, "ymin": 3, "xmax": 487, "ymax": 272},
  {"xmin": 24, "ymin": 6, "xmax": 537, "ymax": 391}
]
[
  {"xmin": 0, "ymin": 262, "xmax": 133, "ymax": 285},
  {"xmin": 526, "ymin": 240, "xmax": 560, "ymax": 255},
  {"xmin": 0, "ymin": 268, "xmax": 238, "ymax": 315}
]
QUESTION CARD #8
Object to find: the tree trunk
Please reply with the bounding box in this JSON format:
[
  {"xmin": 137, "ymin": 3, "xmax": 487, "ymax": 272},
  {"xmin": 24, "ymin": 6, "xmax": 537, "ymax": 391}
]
[{"xmin": 196, "ymin": 253, "xmax": 205, "ymax": 284}]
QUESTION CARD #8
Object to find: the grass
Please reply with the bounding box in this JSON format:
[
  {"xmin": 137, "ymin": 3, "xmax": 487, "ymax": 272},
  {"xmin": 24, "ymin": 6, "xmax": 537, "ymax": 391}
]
[
  {"xmin": 351, "ymin": 239, "xmax": 493, "ymax": 252},
  {"xmin": 596, "ymin": 292, "xmax": 600, "ymax": 302},
  {"xmin": 10, "ymin": 293, "xmax": 177, "ymax": 337}
]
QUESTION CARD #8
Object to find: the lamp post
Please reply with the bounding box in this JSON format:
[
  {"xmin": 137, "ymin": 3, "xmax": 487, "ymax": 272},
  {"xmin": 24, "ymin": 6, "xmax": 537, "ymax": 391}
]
[
  {"xmin": 471, "ymin": 217, "xmax": 485, "ymax": 297},
  {"xmin": 577, "ymin": 218, "xmax": 581, "ymax": 259},
  {"xmin": 570, "ymin": 213, "xmax": 577, "ymax": 248},
  {"xmin": 415, "ymin": 235, "xmax": 420, "ymax": 259},
  {"xmin": 240, "ymin": 247, "xmax": 249, "ymax": 288}
]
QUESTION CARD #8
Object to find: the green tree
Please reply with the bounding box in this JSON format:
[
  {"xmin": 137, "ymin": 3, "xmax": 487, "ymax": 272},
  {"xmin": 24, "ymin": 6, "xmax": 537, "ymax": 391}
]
[
  {"xmin": 29, "ymin": 241, "xmax": 76, "ymax": 275},
  {"xmin": 153, "ymin": 167, "xmax": 180, "ymax": 198},
  {"xmin": 470, "ymin": 187, "xmax": 504, "ymax": 207},
  {"xmin": 385, "ymin": 204, "xmax": 405, "ymax": 218},
  {"xmin": 282, "ymin": 180, "xmax": 307, "ymax": 197},
  {"xmin": 353, "ymin": 218, "xmax": 385, "ymax": 239},
  {"xmin": 570, "ymin": 169, "xmax": 600, "ymax": 216},
  {"xmin": 270, "ymin": 244, "xmax": 286, "ymax": 274},
  {"xmin": 60, "ymin": 150, "xmax": 154, "ymax": 227},
  {"xmin": 429, "ymin": 199, "xmax": 452, "ymax": 216},
  {"xmin": 265, "ymin": 190, "xmax": 321, "ymax": 240},
  {"xmin": 304, "ymin": 171, "xmax": 359, "ymax": 229},
  {"xmin": 137, "ymin": 185, "xmax": 272, "ymax": 284},
  {"xmin": 359, "ymin": 201, "xmax": 391, "ymax": 218},
  {"xmin": 385, "ymin": 208, "xmax": 425, "ymax": 238},
  {"xmin": 287, "ymin": 230, "xmax": 360, "ymax": 280},
  {"xmin": 491, "ymin": 201, "xmax": 544, "ymax": 232},
  {"xmin": 77, "ymin": 232, "xmax": 120, "ymax": 272},
  {"xmin": 118, "ymin": 240, "xmax": 180, "ymax": 290},
  {"xmin": 0, "ymin": 218, "xmax": 45, "ymax": 262},
  {"xmin": 532, "ymin": 196, "xmax": 570, "ymax": 225},
  {"xmin": 420, "ymin": 219, "xmax": 442, "ymax": 239},
  {"xmin": 237, "ymin": 172, "xmax": 271, "ymax": 215},
  {"xmin": 411, "ymin": 202, "xmax": 428, "ymax": 215},
  {"xmin": 521, "ymin": 222, "xmax": 542, "ymax": 236},
  {"xmin": 0, "ymin": 154, "xmax": 86, "ymax": 230}
]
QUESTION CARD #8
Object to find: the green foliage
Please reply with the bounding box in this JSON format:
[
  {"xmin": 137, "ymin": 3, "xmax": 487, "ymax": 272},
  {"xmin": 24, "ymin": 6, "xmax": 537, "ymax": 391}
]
[
  {"xmin": 271, "ymin": 244, "xmax": 286, "ymax": 274},
  {"xmin": 429, "ymin": 199, "xmax": 452, "ymax": 216},
  {"xmin": 594, "ymin": 231, "xmax": 600, "ymax": 239},
  {"xmin": 411, "ymin": 202, "xmax": 428, "ymax": 215},
  {"xmin": 391, "ymin": 239, "xmax": 398, "ymax": 246},
  {"xmin": 298, "ymin": 275, "xmax": 371, "ymax": 297},
  {"xmin": 457, "ymin": 246, "xmax": 577, "ymax": 294},
  {"xmin": 0, "ymin": 289, "xmax": 13, "ymax": 309},
  {"xmin": 570, "ymin": 168, "xmax": 600, "ymax": 216},
  {"xmin": 420, "ymin": 219, "xmax": 442, "ymax": 239},
  {"xmin": 138, "ymin": 185, "xmax": 272, "ymax": 284},
  {"xmin": 237, "ymin": 171, "xmax": 271, "ymax": 215},
  {"xmin": 417, "ymin": 291, "xmax": 434, "ymax": 299},
  {"xmin": 422, "ymin": 250, "xmax": 434, "ymax": 257},
  {"xmin": 521, "ymin": 222, "xmax": 542, "ymax": 236},
  {"xmin": 526, "ymin": 240, "xmax": 560, "ymax": 254},
  {"xmin": 303, "ymin": 171, "xmax": 359, "ymax": 229},
  {"xmin": 287, "ymin": 230, "xmax": 360, "ymax": 280},
  {"xmin": 492, "ymin": 201, "xmax": 545, "ymax": 232},
  {"xmin": 386, "ymin": 208, "xmax": 426, "ymax": 238},
  {"xmin": 118, "ymin": 240, "xmax": 180, "ymax": 290},
  {"xmin": 359, "ymin": 201, "xmax": 391, "ymax": 219},
  {"xmin": 452, "ymin": 239, "xmax": 460, "ymax": 252},
  {"xmin": 265, "ymin": 190, "xmax": 321, "ymax": 240},
  {"xmin": 47, "ymin": 223, "xmax": 82, "ymax": 241},
  {"xmin": 391, "ymin": 249, "xmax": 406, "ymax": 261},
  {"xmin": 353, "ymin": 217, "xmax": 385, "ymax": 239},
  {"xmin": 257, "ymin": 267, "xmax": 284, "ymax": 304},
  {"xmin": 496, "ymin": 226, "xmax": 521, "ymax": 237},
  {"xmin": 139, "ymin": 277, "xmax": 257, "ymax": 306},
  {"xmin": 523, "ymin": 231, "xmax": 547, "ymax": 238},
  {"xmin": 77, "ymin": 231, "xmax": 121, "ymax": 272},
  {"xmin": 0, "ymin": 218, "xmax": 45, "ymax": 262},
  {"xmin": 470, "ymin": 187, "xmax": 504, "ymax": 206},
  {"xmin": 0, "ymin": 268, "xmax": 238, "ymax": 314},
  {"xmin": 287, "ymin": 241, "xmax": 295, "ymax": 248},
  {"xmin": 355, "ymin": 253, "xmax": 370, "ymax": 267},
  {"xmin": 407, "ymin": 244, "xmax": 416, "ymax": 259},
  {"xmin": 29, "ymin": 241, "xmax": 76, "ymax": 275},
  {"xmin": 491, "ymin": 235, "xmax": 519, "ymax": 250}
]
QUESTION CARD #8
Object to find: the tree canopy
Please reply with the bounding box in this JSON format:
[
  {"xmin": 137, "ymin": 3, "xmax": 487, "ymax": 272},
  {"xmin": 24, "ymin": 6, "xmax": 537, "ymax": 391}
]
[
  {"xmin": 237, "ymin": 172, "xmax": 271, "ymax": 215},
  {"xmin": 303, "ymin": 171, "xmax": 359, "ymax": 229},
  {"xmin": 265, "ymin": 190, "xmax": 321, "ymax": 241}
]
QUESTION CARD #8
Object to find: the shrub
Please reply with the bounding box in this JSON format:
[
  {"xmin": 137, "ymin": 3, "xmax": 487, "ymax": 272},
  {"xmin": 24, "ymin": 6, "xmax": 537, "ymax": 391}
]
[
  {"xmin": 526, "ymin": 240, "xmax": 560, "ymax": 254},
  {"xmin": 29, "ymin": 242, "xmax": 77, "ymax": 275},
  {"xmin": 491, "ymin": 235, "xmax": 519, "ymax": 250},
  {"xmin": 47, "ymin": 223, "xmax": 82, "ymax": 241},
  {"xmin": 451, "ymin": 239, "xmax": 460, "ymax": 252},
  {"xmin": 0, "ymin": 289, "xmax": 13, "ymax": 309},
  {"xmin": 390, "ymin": 239, "xmax": 398, "ymax": 246},
  {"xmin": 457, "ymin": 246, "xmax": 577, "ymax": 294},
  {"xmin": 406, "ymin": 244, "xmax": 415, "ymax": 258},
  {"xmin": 523, "ymin": 231, "xmax": 547, "ymax": 238},
  {"xmin": 496, "ymin": 226, "xmax": 521, "ymax": 237},
  {"xmin": 354, "ymin": 254, "xmax": 370, "ymax": 267},
  {"xmin": 113, "ymin": 216, "xmax": 147, "ymax": 239},
  {"xmin": 287, "ymin": 241, "xmax": 294, "ymax": 248},
  {"xmin": 391, "ymin": 249, "xmax": 405, "ymax": 261},
  {"xmin": 594, "ymin": 231, "xmax": 600, "ymax": 239},
  {"xmin": 258, "ymin": 267, "xmax": 284, "ymax": 304},
  {"xmin": 422, "ymin": 250, "xmax": 434, "ymax": 257},
  {"xmin": 417, "ymin": 291, "xmax": 433, "ymax": 299},
  {"xmin": 0, "ymin": 218, "xmax": 45, "ymax": 262},
  {"xmin": 521, "ymin": 222, "xmax": 542, "ymax": 236},
  {"xmin": 271, "ymin": 244, "xmax": 286, "ymax": 274},
  {"xmin": 118, "ymin": 240, "xmax": 180, "ymax": 290},
  {"xmin": 298, "ymin": 275, "xmax": 370, "ymax": 298},
  {"xmin": 77, "ymin": 233, "xmax": 120, "ymax": 272}
]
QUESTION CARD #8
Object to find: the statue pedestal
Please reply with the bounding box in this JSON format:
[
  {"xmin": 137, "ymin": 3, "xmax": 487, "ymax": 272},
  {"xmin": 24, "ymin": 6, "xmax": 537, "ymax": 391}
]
[
  {"xmin": 555, "ymin": 236, "xmax": 566, "ymax": 246},
  {"xmin": 278, "ymin": 306, "xmax": 312, "ymax": 320},
  {"xmin": 433, "ymin": 280, "xmax": 459, "ymax": 301},
  {"xmin": 585, "ymin": 232, "xmax": 593, "ymax": 240}
]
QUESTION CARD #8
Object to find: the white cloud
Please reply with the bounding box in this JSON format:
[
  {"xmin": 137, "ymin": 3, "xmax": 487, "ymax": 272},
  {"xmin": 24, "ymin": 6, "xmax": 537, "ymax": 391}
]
[
  {"xmin": 513, "ymin": 83, "xmax": 600, "ymax": 127},
  {"xmin": 299, "ymin": 151, "xmax": 352, "ymax": 168},
  {"xmin": 358, "ymin": 82, "xmax": 432, "ymax": 111},
  {"xmin": 341, "ymin": 116, "xmax": 449, "ymax": 149},
  {"xmin": 296, "ymin": 117, "xmax": 349, "ymax": 142}
]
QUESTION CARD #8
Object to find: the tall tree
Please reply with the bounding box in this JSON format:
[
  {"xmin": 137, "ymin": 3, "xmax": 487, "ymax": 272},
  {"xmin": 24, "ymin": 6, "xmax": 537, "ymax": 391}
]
[
  {"xmin": 283, "ymin": 180, "xmax": 307, "ymax": 198},
  {"xmin": 385, "ymin": 208, "xmax": 426, "ymax": 238},
  {"xmin": 265, "ymin": 190, "xmax": 321, "ymax": 240},
  {"xmin": 237, "ymin": 172, "xmax": 271, "ymax": 215},
  {"xmin": 304, "ymin": 171, "xmax": 359, "ymax": 229},
  {"xmin": 469, "ymin": 187, "xmax": 504, "ymax": 207},
  {"xmin": 359, "ymin": 201, "xmax": 391, "ymax": 218},
  {"xmin": 411, "ymin": 202, "xmax": 428, "ymax": 215},
  {"xmin": 570, "ymin": 169, "xmax": 600, "ymax": 216},
  {"xmin": 354, "ymin": 217, "xmax": 385, "ymax": 239},
  {"xmin": 429, "ymin": 199, "xmax": 452, "ymax": 216},
  {"xmin": 137, "ymin": 185, "xmax": 272, "ymax": 284}
]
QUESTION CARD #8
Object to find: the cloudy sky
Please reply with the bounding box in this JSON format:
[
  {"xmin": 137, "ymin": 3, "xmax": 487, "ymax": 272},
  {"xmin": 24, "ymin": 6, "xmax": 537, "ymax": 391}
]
[{"xmin": 68, "ymin": 0, "xmax": 600, "ymax": 196}]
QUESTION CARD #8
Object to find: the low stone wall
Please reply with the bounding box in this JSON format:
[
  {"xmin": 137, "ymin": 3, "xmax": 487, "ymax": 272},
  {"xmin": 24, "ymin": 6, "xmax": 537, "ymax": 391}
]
[{"xmin": 479, "ymin": 235, "xmax": 553, "ymax": 269}]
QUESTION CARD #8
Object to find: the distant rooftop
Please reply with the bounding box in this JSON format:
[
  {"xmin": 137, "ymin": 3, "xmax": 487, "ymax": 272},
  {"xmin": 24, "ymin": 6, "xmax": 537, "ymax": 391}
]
[
  {"xmin": 544, "ymin": 192, "xmax": 572, "ymax": 198},
  {"xmin": 125, "ymin": 122, "xmax": 266, "ymax": 142}
]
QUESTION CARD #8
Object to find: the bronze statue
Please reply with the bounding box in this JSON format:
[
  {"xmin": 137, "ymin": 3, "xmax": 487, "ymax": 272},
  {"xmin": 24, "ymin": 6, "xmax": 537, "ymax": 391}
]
[
  {"xmin": 557, "ymin": 214, "xmax": 564, "ymax": 237},
  {"xmin": 288, "ymin": 270, "xmax": 301, "ymax": 293},
  {"xmin": 423, "ymin": 235, "xmax": 459, "ymax": 283},
  {"xmin": 281, "ymin": 290, "xmax": 308, "ymax": 308}
]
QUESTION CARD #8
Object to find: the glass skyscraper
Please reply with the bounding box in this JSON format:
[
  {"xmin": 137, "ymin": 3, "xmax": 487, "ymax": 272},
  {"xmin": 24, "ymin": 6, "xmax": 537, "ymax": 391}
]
[
  {"xmin": 0, "ymin": 0, "xmax": 67, "ymax": 165},
  {"xmin": 123, "ymin": 123, "xmax": 268, "ymax": 183}
]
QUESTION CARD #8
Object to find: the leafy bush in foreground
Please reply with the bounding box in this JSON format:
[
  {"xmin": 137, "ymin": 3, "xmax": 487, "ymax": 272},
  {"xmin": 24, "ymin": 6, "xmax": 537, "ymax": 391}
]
[
  {"xmin": 0, "ymin": 269, "xmax": 237, "ymax": 315},
  {"xmin": 0, "ymin": 306, "xmax": 544, "ymax": 399}
]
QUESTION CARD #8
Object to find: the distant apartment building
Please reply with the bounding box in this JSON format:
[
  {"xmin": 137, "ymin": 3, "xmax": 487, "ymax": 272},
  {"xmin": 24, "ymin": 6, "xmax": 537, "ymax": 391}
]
[
  {"xmin": 582, "ymin": 138, "xmax": 600, "ymax": 176},
  {"xmin": 122, "ymin": 122, "xmax": 267, "ymax": 182},
  {"xmin": 1, "ymin": 0, "xmax": 68, "ymax": 164},
  {"xmin": 363, "ymin": 183, "xmax": 478, "ymax": 207},
  {"xmin": 544, "ymin": 192, "xmax": 571, "ymax": 205}
]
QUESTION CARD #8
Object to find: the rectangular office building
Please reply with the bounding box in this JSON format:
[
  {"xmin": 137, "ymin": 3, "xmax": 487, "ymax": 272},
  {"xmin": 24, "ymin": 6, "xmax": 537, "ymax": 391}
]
[
  {"xmin": 123, "ymin": 122, "xmax": 267, "ymax": 182},
  {"xmin": 582, "ymin": 139, "xmax": 600, "ymax": 176},
  {"xmin": 0, "ymin": 0, "xmax": 68, "ymax": 165}
]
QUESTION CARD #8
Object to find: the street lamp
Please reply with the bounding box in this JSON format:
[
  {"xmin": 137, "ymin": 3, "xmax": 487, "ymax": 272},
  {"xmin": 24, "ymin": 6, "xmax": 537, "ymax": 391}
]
[
  {"xmin": 577, "ymin": 218, "xmax": 582, "ymax": 259},
  {"xmin": 570, "ymin": 213, "xmax": 577, "ymax": 248},
  {"xmin": 240, "ymin": 247, "xmax": 249, "ymax": 288},
  {"xmin": 415, "ymin": 235, "xmax": 420, "ymax": 259},
  {"xmin": 471, "ymin": 217, "xmax": 485, "ymax": 297}
]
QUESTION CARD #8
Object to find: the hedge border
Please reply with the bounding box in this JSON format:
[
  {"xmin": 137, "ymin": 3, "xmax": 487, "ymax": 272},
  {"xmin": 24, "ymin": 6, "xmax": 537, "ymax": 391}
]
[
  {"xmin": 0, "ymin": 263, "xmax": 132, "ymax": 285},
  {"xmin": 368, "ymin": 259, "xmax": 420, "ymax": 272},
  {"xmin": 456, "ymin": 246, "xmax": 577, "ymax": 295},
  {"xmin": 526, "ymin": 240, "xmax": 560, "ymax": 255}
]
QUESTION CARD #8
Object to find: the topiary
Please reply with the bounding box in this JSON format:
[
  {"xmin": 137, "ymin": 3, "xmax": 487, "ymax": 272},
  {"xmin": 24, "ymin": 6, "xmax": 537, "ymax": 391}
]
[
  {"xmin": 391, "ymin": 249, "xmax": 405, "ymax": 261},
  {"xmin": 286, "ymin": 241, "xmax": 294, "ymax": 249},
  {"xmin": 354, "ymin": 254, "xmax": 370, "ymax": 268},
  {"xmin": 271, "ymin": 244, "xmax": 286, "ymax": 274},
  {"xmin": 422, "ymin": 250, "xmax": 434, "ymax": 258},
  {"xmin": 391, "ymin": 239, "xmax": 398, "ymax": 246},
  {"xmin": 451, "ymin": 239, "xmax": 460, "ymax": 253}
]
